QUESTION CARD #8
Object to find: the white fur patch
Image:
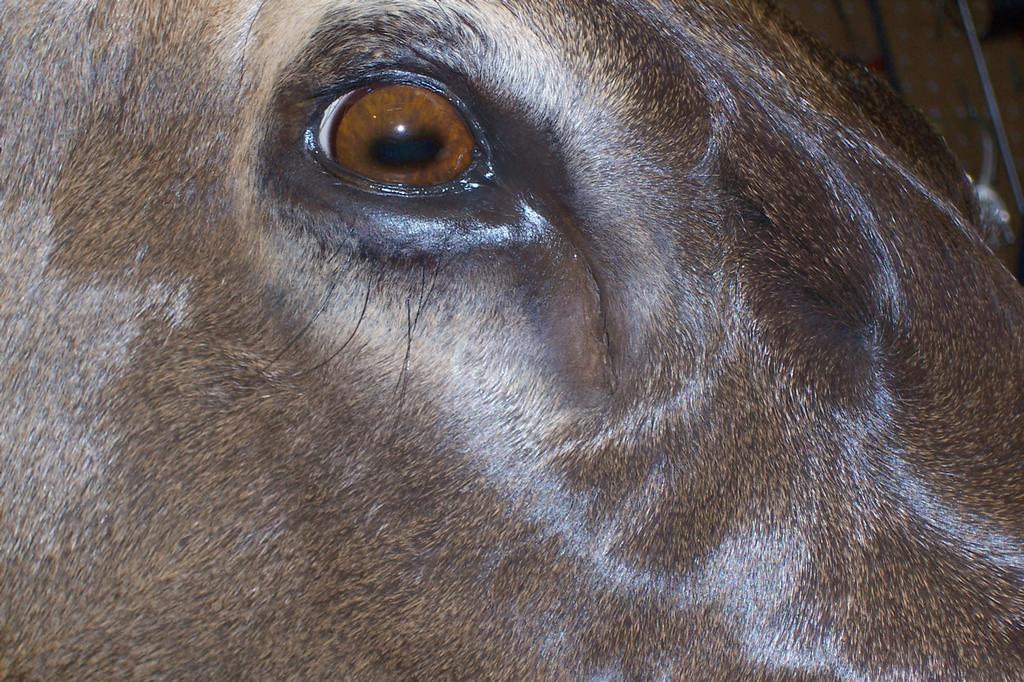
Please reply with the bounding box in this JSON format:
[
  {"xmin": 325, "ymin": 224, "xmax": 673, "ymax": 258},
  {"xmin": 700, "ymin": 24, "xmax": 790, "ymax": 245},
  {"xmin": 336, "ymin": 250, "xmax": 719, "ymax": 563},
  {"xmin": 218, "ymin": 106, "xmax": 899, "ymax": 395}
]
[{"xmin": 0, "ymin": 203, "xmax": 191, "ymax": 562}]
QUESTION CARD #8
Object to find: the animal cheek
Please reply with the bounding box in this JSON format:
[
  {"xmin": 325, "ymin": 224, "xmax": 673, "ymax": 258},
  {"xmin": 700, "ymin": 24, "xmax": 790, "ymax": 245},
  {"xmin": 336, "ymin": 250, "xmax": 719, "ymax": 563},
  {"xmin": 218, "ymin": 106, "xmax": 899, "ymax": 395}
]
[{"xmin": 509, "ymin": 239, "xmax": 615, "ymax": 406}]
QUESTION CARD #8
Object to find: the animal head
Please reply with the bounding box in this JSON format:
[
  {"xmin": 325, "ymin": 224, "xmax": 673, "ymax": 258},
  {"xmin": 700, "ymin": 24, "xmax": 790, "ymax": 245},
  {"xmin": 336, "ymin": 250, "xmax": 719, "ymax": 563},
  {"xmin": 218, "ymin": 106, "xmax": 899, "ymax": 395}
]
[{"xmin": 2, "ymin": 0, "xmax": 1022, "ymax": 678}]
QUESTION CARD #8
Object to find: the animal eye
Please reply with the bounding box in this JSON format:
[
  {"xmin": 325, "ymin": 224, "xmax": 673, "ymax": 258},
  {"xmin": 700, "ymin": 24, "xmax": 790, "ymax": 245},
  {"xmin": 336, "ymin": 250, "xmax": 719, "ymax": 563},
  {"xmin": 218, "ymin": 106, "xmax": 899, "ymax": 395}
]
[{"xmin": 319, "ymin": 83, "xmax": 476, "ymax": 188}]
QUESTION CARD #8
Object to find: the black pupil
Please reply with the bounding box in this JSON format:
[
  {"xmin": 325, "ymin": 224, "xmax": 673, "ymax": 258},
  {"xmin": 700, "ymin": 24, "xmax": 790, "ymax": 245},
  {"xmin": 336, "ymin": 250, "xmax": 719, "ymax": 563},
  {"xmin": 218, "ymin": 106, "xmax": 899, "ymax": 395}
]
[{"xmin": 371, "ymin": 132, "xmax": 444, "ymax": 168}]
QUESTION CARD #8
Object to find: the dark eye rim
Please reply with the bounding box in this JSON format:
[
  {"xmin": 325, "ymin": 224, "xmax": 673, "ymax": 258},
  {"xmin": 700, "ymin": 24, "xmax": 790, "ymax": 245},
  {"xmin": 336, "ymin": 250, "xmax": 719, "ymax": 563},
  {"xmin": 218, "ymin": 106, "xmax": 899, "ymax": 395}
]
[{"xmin": 306, "ymin": 71, "xmax": 493, "ymax": 197}]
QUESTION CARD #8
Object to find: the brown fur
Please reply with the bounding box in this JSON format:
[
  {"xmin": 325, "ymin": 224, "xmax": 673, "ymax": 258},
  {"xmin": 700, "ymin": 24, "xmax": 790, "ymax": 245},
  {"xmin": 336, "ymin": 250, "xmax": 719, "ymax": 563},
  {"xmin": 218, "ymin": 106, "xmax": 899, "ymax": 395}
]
[{"xmin": 2, "ymin": 0, "xmax": 1022, "ymax": 679}]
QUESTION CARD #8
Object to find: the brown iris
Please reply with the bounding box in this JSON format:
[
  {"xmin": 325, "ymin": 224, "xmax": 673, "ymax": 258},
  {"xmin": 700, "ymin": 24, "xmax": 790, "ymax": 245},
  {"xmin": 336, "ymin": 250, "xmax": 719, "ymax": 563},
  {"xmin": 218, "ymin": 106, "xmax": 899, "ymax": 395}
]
[{"xmin": 324, "ymin": 84, "xmax": 476, "ymax": 187}]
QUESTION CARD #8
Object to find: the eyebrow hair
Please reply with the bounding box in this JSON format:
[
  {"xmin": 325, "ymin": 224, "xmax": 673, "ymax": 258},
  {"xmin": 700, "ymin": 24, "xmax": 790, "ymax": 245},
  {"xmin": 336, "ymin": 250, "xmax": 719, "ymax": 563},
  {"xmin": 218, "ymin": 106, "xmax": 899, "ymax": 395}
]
[
  {"xmin": 280, "ymin": 3, "xmax": 495, "ymax": 94},
  {"xmin": 267, "ymin": 0, "xmax": 589, "ymax": 139}
]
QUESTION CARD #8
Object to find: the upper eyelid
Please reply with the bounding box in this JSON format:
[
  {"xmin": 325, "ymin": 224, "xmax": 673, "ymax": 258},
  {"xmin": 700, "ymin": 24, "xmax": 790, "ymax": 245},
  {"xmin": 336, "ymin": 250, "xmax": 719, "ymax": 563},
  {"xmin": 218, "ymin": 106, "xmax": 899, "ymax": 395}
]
[
  {"xmin": 284, "ymin": 9, "xmax": 481, "ymax": 99},
  {"xmin": 313, "ymin": 69, "xmax": 454, "ymax": 106}
]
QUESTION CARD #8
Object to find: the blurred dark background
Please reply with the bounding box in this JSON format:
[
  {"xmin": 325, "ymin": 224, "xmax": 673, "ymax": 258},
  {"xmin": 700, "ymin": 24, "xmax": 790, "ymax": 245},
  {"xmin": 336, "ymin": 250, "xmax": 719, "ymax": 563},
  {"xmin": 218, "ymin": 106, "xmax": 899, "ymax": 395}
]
[{"xmin": 776, "ymin": 0, "xmax": 1024, "ymax": 278}]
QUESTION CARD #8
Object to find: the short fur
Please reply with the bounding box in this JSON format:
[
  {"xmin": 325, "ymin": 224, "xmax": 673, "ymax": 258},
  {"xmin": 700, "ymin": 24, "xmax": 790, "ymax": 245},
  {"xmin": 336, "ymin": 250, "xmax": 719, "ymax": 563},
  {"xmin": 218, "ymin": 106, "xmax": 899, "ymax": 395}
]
[{"xmin": 1, "ymin": 0, "xmax": 1022, "ymax": 679}]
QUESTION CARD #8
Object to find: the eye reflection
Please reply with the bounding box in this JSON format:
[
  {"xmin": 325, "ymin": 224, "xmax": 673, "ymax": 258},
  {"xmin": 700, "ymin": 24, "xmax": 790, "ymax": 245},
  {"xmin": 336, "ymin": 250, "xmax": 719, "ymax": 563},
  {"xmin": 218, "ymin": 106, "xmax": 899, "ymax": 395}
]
[{"xmin": 320, "ymin": 83, "xmax": 476, "ymax": 187}]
